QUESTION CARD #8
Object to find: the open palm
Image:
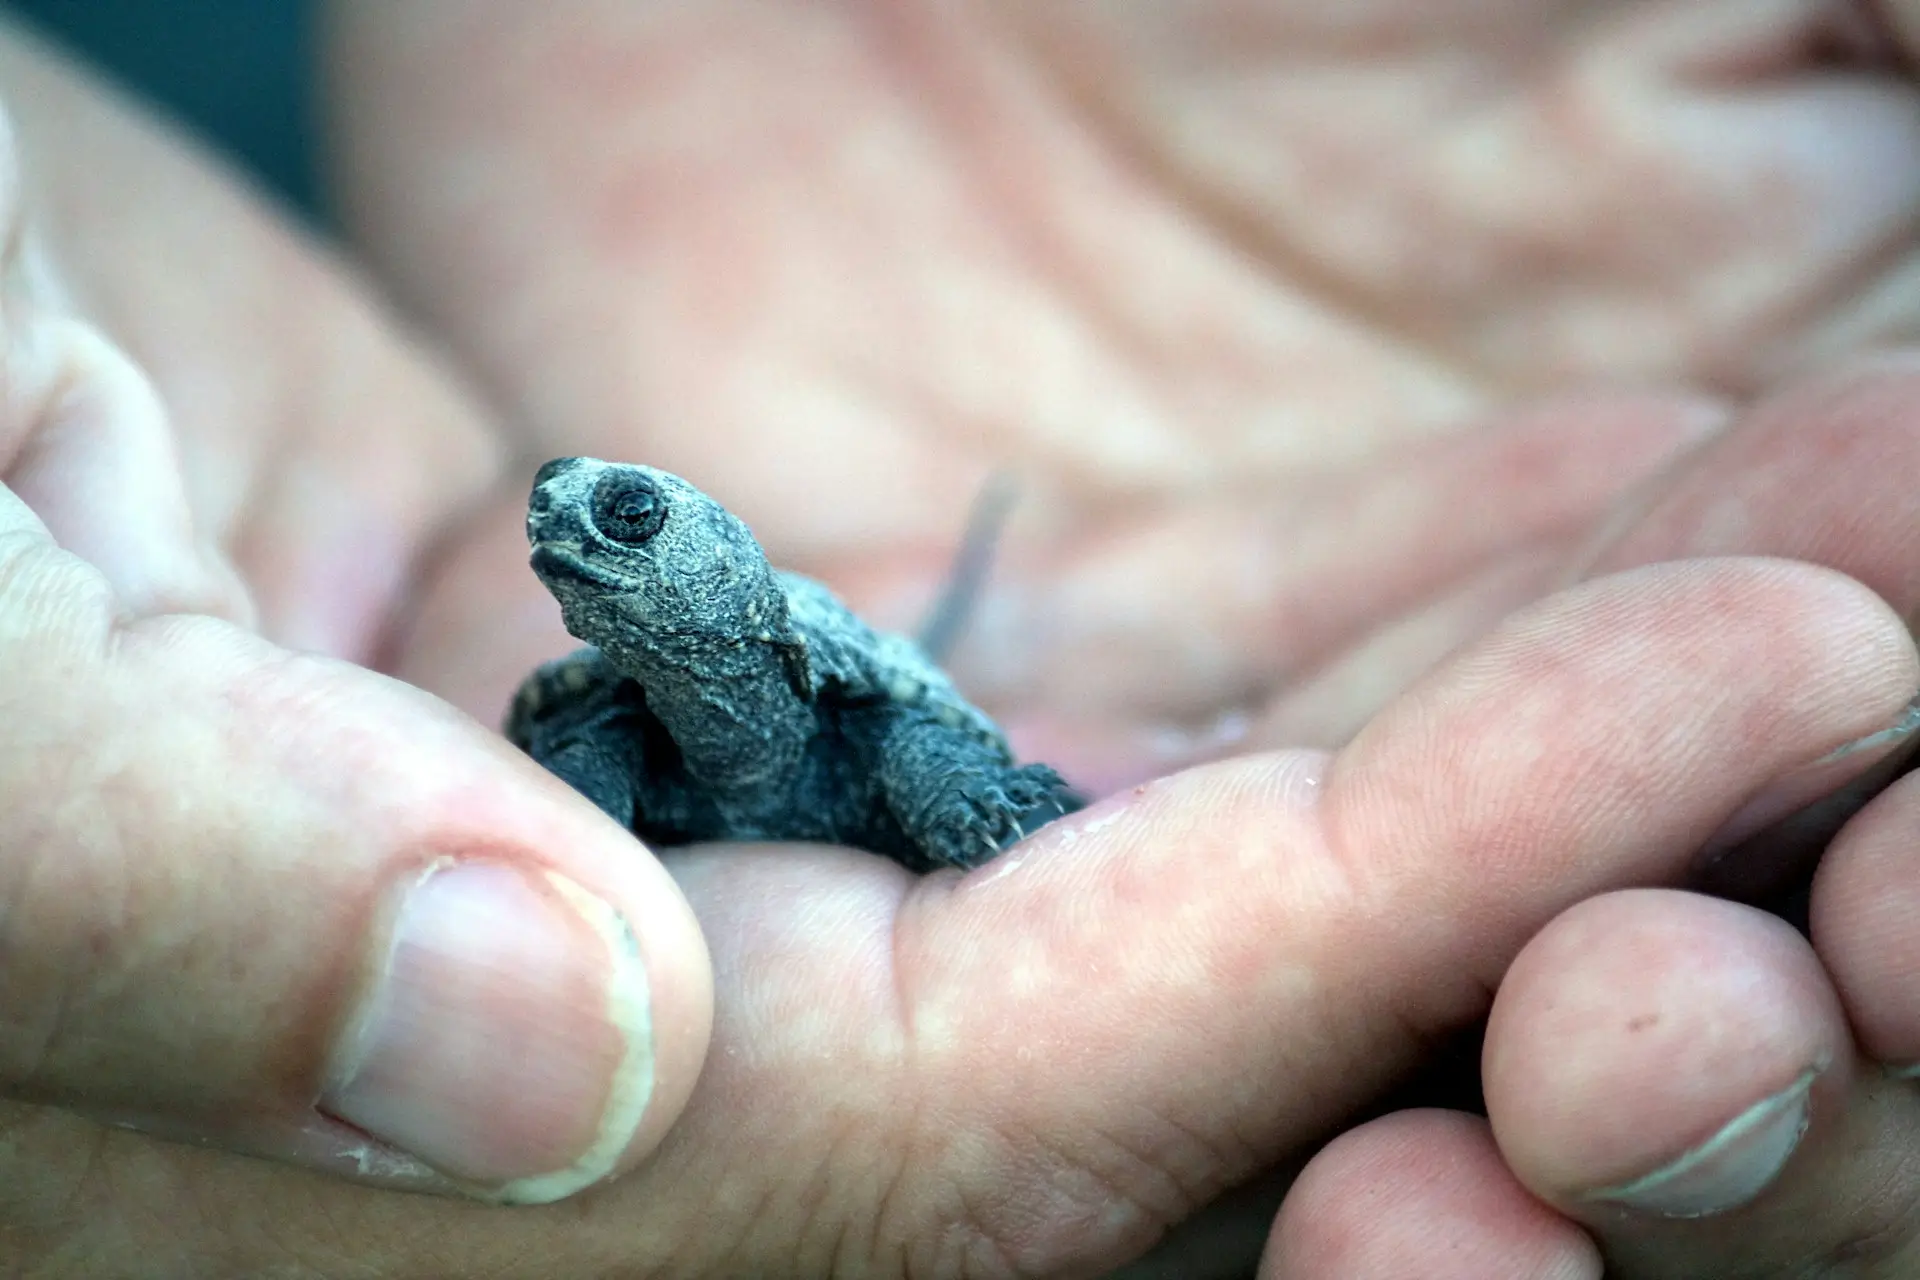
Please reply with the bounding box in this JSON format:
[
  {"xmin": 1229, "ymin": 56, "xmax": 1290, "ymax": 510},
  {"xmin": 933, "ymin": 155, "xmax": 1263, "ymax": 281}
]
[{"xmin": 336, "ymin": 0, "xmax": 1920, "ymax": 789}]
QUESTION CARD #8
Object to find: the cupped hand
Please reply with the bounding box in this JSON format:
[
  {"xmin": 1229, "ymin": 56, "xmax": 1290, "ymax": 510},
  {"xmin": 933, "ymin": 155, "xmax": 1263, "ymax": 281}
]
[
  {"xmin": 12, "ymin": 27, "xmax": 1916, "ymax": 1276},
  {"xmin": 0, "ymin": 11, "xmax": 714, "ymax": 1236},
  {"xmin": 316, "ymin": 3, "xmax": 1920, "ymax": 1275},
  {"xmin": 10, "ymin": 349, "xmax": 1906, "ymax": 1280},
  {"xmin": 330, "ymin": 0, "xmax": 1920, "ymax": 790}
]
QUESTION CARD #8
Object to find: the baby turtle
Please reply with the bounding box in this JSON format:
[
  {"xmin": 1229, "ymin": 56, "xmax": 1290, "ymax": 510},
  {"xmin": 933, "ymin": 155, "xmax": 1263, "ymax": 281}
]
[{"xmin": 505, "ymin": 457, "xmax": 1081, "ymax": 870}]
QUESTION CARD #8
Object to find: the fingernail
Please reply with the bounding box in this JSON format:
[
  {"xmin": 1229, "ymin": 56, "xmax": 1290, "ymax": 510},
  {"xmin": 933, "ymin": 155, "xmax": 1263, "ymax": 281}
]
[
  {"xmin": 1814, "ymin": 694, "xmax": 1920, "ymax": 765},
  {"xmin": 1701, "ymin": 695, "xmax": 1920, "ymax": 857},
  {"xmin": 1584, "ymin": 1067, "xmax": 1817, "ymax": 1217},
  {"xmin": 323, "ymin": 861, "xmax": 654, "ymax": 1204}
]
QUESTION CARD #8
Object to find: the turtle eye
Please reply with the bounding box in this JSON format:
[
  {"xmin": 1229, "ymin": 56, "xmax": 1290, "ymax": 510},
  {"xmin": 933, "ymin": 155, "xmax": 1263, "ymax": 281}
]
[{"xmin": 592, "ymin": 472, "xmax": 668, "ymax": 544}]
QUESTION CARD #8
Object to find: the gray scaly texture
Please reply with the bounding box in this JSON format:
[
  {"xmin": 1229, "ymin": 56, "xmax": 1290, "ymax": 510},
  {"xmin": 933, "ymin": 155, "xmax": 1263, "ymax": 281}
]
[{"xmin": 505, "ymin": 457, "xmax": 1081, "ymax": 870}]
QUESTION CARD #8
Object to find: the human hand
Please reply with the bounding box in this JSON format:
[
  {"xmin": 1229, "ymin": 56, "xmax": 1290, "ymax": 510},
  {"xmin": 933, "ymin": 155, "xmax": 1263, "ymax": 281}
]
[
  {"xmin": 11, "ymin": 25, "xmax": 1916, "ymax": 1278},
  {"xmin": 329, "ymin": 0, "xmax": 1920, "ymax": 793},
  {"xmin": 1265, "ymin": 362, "xmax": 1920, "ymax": 1279},
  {"xmin": 0, "ymin": 12, "xmax": 715, "ymax": 1227},
  {"xmin": 318, "ymin": 4, "xmax": 1920, "ymax": 1274},
  {"xmin": 11, "ymin": 388, "xmax": 1903, "ymax": 1280}
]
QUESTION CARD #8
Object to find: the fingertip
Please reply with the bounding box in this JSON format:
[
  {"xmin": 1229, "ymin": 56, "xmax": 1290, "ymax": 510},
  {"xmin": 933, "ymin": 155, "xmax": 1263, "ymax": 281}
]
[
  {"xmin": 319, "ymin": 860, "xmax": 653, "ymax": 1202},
  {"xmin": 1264, "ymin": 1110, "xmax": 1599, "ymax": 1280},
  {"xmin": 1485, "ymin": 889, "xmax": 1844, "ymax": 1215},
  {"xmin": 1811, "ymin": 769, "xmax": 1920, "ymax": 1067},
  {"xmin": 1325, "ymin": 557, "xmax": 1917, "ymax": 953},
  {"xmin": 444, "ymin": 760, "xmax": 717, "ymax": 1200},
  {"xmin": 286, "ymin": 733, "xmax": 715, "ymax": 1203},
  {"xmin": 0, "ymin": 610, "xmax": 713, "ymax": 1202},
  {"xmin": 339, "ymin": 668, "xmax": 718, "ymax": 1196},
  {"xmin": 543, "ymin": 807, "xmax": 718, "ymax": 1193},
  {"xmin": 284, "ymin": 747, "xmax": 716, "ymax": 1203}
]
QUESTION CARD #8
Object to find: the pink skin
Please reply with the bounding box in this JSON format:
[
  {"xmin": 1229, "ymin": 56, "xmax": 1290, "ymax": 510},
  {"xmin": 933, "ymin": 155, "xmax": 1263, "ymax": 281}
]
[
  {"xmin": 328, "ymin": 0, "xmax": 1920, "ymax": 781},
  {"xmin": 1263, "ymin": 372, "xmax": 1920, "ymax": 1279},
  {"xmin": 2, "ymin": 2, "xmax": 1920, "ymax": 1277},
  {"xmin": 1265, "ymin": 1110, "xmax": 1601, "ymax": 1280}
]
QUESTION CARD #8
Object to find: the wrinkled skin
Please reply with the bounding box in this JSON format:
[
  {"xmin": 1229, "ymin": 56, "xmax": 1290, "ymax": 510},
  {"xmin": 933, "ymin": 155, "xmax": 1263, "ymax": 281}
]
[
  {"xmin": 341, "ymin": 0, "xmax": 1920, "ymax": 785},
  {"xmin": 2, "ymin": 2, "xmax": 1920, "ymax": 1279}
]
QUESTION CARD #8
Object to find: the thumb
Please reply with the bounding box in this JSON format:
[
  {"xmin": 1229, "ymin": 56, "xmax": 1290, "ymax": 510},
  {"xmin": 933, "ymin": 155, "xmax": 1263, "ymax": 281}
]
[{"xmin": 0, "ymin": 485, "xmax": 713, "ymax": 1204}]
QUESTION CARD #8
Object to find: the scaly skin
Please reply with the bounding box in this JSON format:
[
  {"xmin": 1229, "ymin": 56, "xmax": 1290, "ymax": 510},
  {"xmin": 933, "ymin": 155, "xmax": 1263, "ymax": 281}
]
[{"xmin": 507, "ymin": 457, "xmax": 1080, "ymax": 869}]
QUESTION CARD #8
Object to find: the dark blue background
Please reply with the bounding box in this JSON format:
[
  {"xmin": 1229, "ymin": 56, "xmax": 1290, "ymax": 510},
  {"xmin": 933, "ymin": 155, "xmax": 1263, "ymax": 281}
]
[{"xmin": 6, "ymin": 0, "xmax": 318, "ymax": 217}]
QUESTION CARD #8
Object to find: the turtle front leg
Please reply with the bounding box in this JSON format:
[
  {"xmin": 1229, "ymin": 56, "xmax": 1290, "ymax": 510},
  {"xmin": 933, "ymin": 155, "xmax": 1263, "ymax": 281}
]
[
  {"xmin": 531, "ymin": 737, "xmax": 640, "ymax": 830},
  {"xmin": 506, "ymin": 648, "xmax": 642, "ymax": 830},
  {"xmin": 874, "ymin": 711, "xmax": 1082, "ymax": 871}
]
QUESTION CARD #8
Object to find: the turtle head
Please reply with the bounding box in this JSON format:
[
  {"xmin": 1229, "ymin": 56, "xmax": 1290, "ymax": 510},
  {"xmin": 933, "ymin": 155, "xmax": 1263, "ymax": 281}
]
[{"xmin": 525, "ymin": 457, "xmax": 801, "ymax": 681}]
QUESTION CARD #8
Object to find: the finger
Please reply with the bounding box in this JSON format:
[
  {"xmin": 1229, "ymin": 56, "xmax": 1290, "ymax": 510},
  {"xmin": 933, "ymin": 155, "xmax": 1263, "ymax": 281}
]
[
  {"xmin": 0, "ymin": 501, "xmax": 712, "ymax": 1204},
  {"xmin": 4, "ymin": 557, "xmax": 1908, "ymax": 1277},
  {"xmin": 1583, "ymin": 352, "xmax": 1920, "ymax": 622},
  {"xmin": 1100, "ymin": 353, "xmax": 1920, "ymax": 780},
  {"xmin": 2, "ymin": 314, "xmax": 250, "ymax": 622},
  {"xmin": 1581, "ymin": 353, "xmax": 1920, "ymax": 899},
  {"xmin": 1813, "ymin": 769, "xmax": 1920, "ymax": 1073},
  {"xmin": 1485, "ymin": 888, "xmax": 1920, "ymax": 1277},
  {"xmin": 1024, "ymin": 537, "xmax": 1733, "ymax": 794},
  {"xmin": 573, "ymin": 558, "xmax": 1916, "ymax": 1277},
  {"xmin": 1252, "ymin": 353, "xmax": 1920, "ymax": 765},
  {"xmin": 959, "ymin": 390, "xmax": 1725, "ymax": 723},
  {"xmin": 998, "ymin": 544, "xmax": 1580, "ymax": 794},
  {"xmin": 1263, "ymin": 1110, "xmax": 1599, "ymax": 1280},
  {"xmin": 1243, "ymin": 356, "xmax": 1920, "ymax": 798},
  {"xmin": 0, "ymin": 97, "xmax": 245, "ymax": 622},
  {"xmin": 0, "ymin": 26, "xmax": 503, "ymax": 660},
  {"xmin": 1247, "ymin": 541, "xmax": 1575, "ymax": 752}
]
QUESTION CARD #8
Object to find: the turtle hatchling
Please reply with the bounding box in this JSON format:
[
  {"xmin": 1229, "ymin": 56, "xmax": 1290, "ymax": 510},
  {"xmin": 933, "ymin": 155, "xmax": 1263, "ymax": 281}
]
[{"xmin": 505, "ymin": 457, "xmax": 1082, "ymax": 870}]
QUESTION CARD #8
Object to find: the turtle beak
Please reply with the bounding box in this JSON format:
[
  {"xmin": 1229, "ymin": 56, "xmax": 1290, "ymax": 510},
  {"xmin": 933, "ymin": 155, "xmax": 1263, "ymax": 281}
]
[{"xmin": 529, "ymin": 542, "xmax": 626, "ymax": 590}]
